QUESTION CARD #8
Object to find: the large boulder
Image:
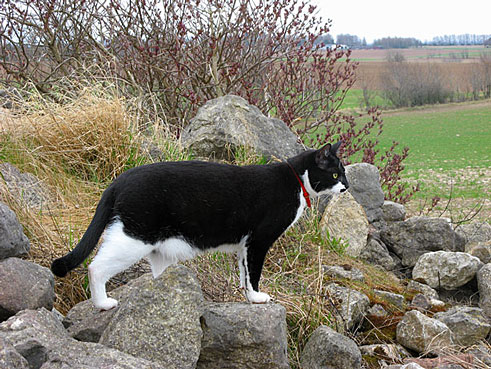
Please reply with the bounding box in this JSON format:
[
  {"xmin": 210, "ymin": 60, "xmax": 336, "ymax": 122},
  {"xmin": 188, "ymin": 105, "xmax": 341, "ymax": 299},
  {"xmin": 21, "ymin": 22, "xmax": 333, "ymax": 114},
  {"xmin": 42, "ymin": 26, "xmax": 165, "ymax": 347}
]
[
  {"xmin": 0, "ymin": 202, "xmax": 30, "ymax": 259},
  {"xmin": 345, "ymin": 163, "xmax": 385, "ymax": 224},
  {"xmin": 99, "ymin": 265, "xmax": 204, "ymax": 369},
  {"xmin": 320, "ymin": 191, "xmax": 369, "ymax": 257},
  {"xmin": 181, "ymin": 95, "xmax": 304, "ymax": 160},
  {"xmin": 325, "ymin": 283, "xmax": 370, "ymax": 331},
  {"xmin": 300, "ymin": 325, "xmax": 362, "ymax": 369},
  {"xmin": 0, "ymin": 258, "xmax": 54, "ymax": 321},
  {"xmin": 0, "ymin": 308, "xmax": 163, "ymax": 368},
  {"xmin": 0, "ymin": 163, "xmax": 49, "ymax": 209},
  {"xmin": 412, "ymin": 251, "xmax": 482, "ymax": 290},
  {"xmin": 380, "ymin": 217, "xmax": 466, "ymax": 267},
  {"xmin": 396, "ymin": 310, "xmax": 453, "ymax": 354},
  {"xmin": 197, "ymin": 303, "xmax": 289, "ymax": 369},
  {"xmin": 434, "ymin": 306, "xmax": 491, "ymax": 346},
  {"xmin": 455, "ymin": 222, "xmax": 491, "ymax": 244},
  {"xmin": 477, "ymin": 263, "xmax": 491, "ymax": 317}
]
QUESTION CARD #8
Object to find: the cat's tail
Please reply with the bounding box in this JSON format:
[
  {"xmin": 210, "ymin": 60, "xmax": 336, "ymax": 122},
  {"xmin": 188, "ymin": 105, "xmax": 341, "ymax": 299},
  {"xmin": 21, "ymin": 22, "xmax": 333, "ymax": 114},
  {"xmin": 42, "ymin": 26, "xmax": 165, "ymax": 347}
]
[{"xmin": 51, "ymin": 186, "xmax": 115, "ymax": 277}]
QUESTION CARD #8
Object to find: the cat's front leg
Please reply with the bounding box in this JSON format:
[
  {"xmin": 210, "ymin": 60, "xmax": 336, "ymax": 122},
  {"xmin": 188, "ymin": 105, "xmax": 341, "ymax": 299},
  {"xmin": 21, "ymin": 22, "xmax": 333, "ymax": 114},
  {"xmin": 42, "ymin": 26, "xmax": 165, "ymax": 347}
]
[{"xmin": 239, "ymin": 244, "xmax": 271, "ymax": 304}]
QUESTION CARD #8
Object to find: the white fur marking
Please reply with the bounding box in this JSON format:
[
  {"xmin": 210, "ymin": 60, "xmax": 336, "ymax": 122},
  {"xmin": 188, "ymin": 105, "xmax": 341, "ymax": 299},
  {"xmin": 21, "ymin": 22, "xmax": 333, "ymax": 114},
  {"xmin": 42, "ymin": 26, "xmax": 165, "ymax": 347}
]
[{"xmin": 287, "ymin": 189, "xmax": 307, "ymax": 230}]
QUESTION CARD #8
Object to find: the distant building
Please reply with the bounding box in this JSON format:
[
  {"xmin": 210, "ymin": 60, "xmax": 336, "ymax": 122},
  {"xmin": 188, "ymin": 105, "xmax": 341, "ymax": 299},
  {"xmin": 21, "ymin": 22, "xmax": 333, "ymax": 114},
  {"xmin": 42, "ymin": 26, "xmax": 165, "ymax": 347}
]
[{"xmin": 485, "ymin": 38, "xmax": 491, "ymax": 47}]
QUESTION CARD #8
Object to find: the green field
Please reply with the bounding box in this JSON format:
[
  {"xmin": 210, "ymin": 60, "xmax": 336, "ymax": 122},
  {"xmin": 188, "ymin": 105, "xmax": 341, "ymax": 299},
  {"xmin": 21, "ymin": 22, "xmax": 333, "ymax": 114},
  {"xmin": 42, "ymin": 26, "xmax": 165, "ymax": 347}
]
[{"xmin": 375, "ymin": 101, "xmax": 491, "ymax": 207}]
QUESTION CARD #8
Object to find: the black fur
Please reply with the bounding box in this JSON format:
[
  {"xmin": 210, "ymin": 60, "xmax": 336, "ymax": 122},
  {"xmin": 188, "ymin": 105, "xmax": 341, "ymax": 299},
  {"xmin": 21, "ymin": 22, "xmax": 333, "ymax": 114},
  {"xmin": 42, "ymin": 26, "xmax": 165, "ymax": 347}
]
[{"xmin": 51, "ymin": 143, "xmax": 348, "ymax": 293}]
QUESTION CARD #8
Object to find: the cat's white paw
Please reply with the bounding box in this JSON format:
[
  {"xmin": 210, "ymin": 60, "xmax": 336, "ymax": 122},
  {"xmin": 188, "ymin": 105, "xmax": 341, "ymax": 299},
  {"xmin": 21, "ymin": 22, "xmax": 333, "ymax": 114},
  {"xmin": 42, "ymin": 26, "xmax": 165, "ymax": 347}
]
[
  {"xmin": 247, "ymin": 291, "xmax": 271, "ymax": 304},
  {"xmin": 93, "ymin": 297, "xmax": 118, "ymax": 311}
]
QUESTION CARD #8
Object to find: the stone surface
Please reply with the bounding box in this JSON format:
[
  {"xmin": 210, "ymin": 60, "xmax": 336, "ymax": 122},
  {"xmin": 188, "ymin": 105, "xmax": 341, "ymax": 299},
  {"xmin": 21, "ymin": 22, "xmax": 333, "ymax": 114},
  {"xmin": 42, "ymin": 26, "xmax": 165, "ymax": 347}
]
[
  {"xmin": 322, "ymin": 264, "xmax": 365, "ymax": 282},
  {"xmin": 380, "ymin": 217, "xmax": 465, "ymax": 267},
  {"xmin": 99, "ymin": 266, "xmax": 204, "ymax": 369},
  {"xmin": 382, "ymin": 201, "xmax": 406, "ymax": 222},
  {"xmin": 0, "ymin": 258, "xmax": 54, "ymax": 321},
  {"xmin": 359, "ymin": 344, "xmax": 411, "ymax": 365},
  {"xmin": 373, "ymin": 290, "xmax": 405, "ymax": 310},
  {"xmin": 0, "ymin": 308, "xmax": 163, "ymax": 368},
  {"xmin": 434, "ymin": 306, "xmax": 491, "ymax": 346},
  {"xmin": 197, "ymin": 302, "xmax": 289, "ymax": 369},
  {"xmin": 0, "ymin": 337, "xmax": 29, "ymax": 369},
  {"xmin": 409, "ymin": 294, "xmax": 432, "ymax": 312},
  {"xmin": 345, "ymin": 163, "xmax": 385, "ymax": 223},
  {"xmin": 359, "ymin": 236, "xmax": 397, "ymax": 271},
  {"xmin": 386, "ymin": 363, "xmax": 425, "ymax": 369},
  {"xmin": 63, "ymin": 275, "xmax": 143, "ymax": 342},
  {"xmin": 0, "ymin": 202, "xmax": 30, "ymax": 259},
  {"xmin": 406, "ymin": 280, "xmax": 439, "ymax": 300},
  {"xmin": 455, "ymin": 221, "xmax": 491, "ymax": 244},
  {"xmin": 325, "ymin": 283, "xmax": 370, "ymax": 331},
  {"xmin": 181, "ymin": 95, "xmax": 304, "ymax": 160},
  {"xmin": 412, "ymin": 251, "xmax": 482, "ymax": 290},
  {"xmin": 465, "ymin": 240, "xmax": 491, "ymax": 264},
  {"xmin": 396, "ymin": 310, "xmax": 453, "ymax": 354},
  {"xmin": 320, "ymin": 191, "xmax": 369, "ymax": 257},
  {"xmin": 477, "ymin": 263, "xmax": 491, "ymax": 317},
  {"xmin": 0, "ymin": 163, "xmax": 49, "ymax": 209},
  {"xmin": 300, "ymin": 325, "xmax": 362, "ymax": 369}
]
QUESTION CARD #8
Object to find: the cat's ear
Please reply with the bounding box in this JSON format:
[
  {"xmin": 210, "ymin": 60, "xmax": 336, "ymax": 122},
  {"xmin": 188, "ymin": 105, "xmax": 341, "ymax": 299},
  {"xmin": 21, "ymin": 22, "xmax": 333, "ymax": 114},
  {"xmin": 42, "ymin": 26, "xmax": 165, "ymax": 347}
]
[
  {"xmin": 330, "ymin": 141, "xmax": 343, "ymax": 155},
  {"xmin": 315, "ymin": 143, "xmax": 332, "ymax": 165}
]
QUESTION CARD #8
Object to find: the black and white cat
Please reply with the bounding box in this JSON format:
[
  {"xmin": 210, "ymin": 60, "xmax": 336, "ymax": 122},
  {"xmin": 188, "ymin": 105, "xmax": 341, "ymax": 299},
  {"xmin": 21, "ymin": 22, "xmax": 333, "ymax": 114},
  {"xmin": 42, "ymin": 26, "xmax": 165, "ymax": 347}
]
[{"xmin": 51, "ymin": 142, "xmax": 348, "ymax": 310}]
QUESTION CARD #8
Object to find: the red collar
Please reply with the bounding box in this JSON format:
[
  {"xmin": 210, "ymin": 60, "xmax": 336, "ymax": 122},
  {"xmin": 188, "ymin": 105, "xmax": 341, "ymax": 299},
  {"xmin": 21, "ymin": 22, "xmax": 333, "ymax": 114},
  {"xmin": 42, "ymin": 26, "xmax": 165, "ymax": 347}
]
[{"xmin": 286, "ymin": 162, "xmax": 311, "ymax": 208}]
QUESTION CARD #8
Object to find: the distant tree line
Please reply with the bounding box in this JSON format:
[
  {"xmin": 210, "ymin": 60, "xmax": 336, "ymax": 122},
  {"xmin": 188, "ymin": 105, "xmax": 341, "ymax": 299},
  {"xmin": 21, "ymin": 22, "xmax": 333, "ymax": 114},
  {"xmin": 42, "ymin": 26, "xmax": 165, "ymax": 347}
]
[
  {"xmin": 336, "ymin": 34, "xmax": 367, "ymax": 48},
  {"xmin": 429, "ymin": 34, "xmax": 491, "ymax": 46},
  {"xmin": 373, "ymin": 37, "xmax": 422, "ymax": 49}
]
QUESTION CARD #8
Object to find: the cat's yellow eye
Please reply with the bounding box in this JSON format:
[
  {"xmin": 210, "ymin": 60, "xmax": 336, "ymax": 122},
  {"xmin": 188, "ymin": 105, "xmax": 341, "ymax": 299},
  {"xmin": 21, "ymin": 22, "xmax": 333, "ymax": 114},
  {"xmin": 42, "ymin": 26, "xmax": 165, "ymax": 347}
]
[{"xmin": 333, "ymin": 173, "xmax": 338, "ymax": 179}]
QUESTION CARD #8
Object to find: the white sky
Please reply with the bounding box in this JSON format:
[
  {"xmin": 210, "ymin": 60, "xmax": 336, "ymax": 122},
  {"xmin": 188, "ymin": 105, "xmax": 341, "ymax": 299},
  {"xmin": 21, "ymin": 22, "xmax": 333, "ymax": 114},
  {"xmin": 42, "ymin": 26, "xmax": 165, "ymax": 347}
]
[{"xmin": 309, "ymin": 0, "xmax": 490, "ymax": 43}]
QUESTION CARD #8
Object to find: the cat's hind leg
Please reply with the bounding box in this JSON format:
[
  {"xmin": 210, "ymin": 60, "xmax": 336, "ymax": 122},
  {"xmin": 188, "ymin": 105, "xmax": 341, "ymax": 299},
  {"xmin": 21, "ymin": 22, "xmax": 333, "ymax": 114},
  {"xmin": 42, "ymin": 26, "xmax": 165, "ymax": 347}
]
[{"xmin": 88, "ymin": 220, "xmax": 154, "ymax": 310}]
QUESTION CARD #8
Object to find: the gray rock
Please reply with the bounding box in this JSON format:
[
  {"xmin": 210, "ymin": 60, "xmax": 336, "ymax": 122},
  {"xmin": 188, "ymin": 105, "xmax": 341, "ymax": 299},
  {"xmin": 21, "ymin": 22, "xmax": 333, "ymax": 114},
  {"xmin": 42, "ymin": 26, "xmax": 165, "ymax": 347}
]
[
  {"xmin": 0, "ymin": 337, "xmax": 29, "ymax": 369},
  {"xmin": 382, "ymin": 201, "xmax": 406, "ymax": 222},
  {"xmin": 367, "ymin": 304, "xmax": 388, "ymax": 318},
  {"xmin": 373, "ymin": 290, "xmax": 405, "ymax": 310},
  {"xmin": 181, "ymin": 95, "xmax": 304, "ymax": 160},
  {"xmin": 406, "ymin": 280, "xmax": 439, "ymax": 300},
  {"xmin": 359, "ymin": 344, "xmax": 410, "ymax": 364},
  {"xmin": 434, "ymin": 306, "xmax": 491, "ymax": 346},
  {"xmin": 322, "ymin": 265, "xmax": 365, "ymax": 282},
  {"xmin": 386, "ymin": 364, "xmax": 425, "ymax": 369},
  {"xmin": 99, "ymin": 266, "xmax": 204, "ymax": 369},
  {"xmin": 381, "ymin": 217, "xmax": 466, "ymax": 267},
  {"xmin": 396, "ymin": 310, "xmax": 453, "ymax": 354},
  {"xmin": 197, "ymin": 302, "xmax": 289, "ymax": 369},
  {"xmin": 409, "ymin": 294, "xmax": 432, "ymax": 312},
  {"xmin": 465, "ymin": 240, "xmax": 491, "ymax": 264},
  {"xmin": 0, "ymin": 202, "xmax": 30, "ymax": 259},
  {"xmin": 345, "ymin": 163, "xmax": 385, "ymax": 223},
  {"xmin": 359, "ymin": 237, "xmax": 397, "ymax": 271},
  {"xmin": 0, "ymin": 163, "xmax": 49, "ymax": 209},
  {"xmin": 320, "ymin": 191, "xmax": 369, "ymax": 257},
  {"xmin": 0, "ymin": 258, "xmax": 54, "ymax": 321},
  {"xmin": 455, "ymin": 222, "xmax": 491, "ymax": 244},
  {"xmin": 0, "ymin": 308, "xmax": 163, "ymax": 368},
  {"xmin": 300, "ymin": 325, "xmax": 362, "ymax": 369},
  {"xmin": 63, "ymin": 273, "xmax": 144, "ymax": 342},
  {"xmin": 412, "ymin": 251, "xmax": 482, "ymax": 290},
  {"xmin": 325, "ymin": 283, "xmax": 370, "ymax": 331},
  {"xmin": 477, "ymin": 263, "xmax": 491, "ymax": 317}
]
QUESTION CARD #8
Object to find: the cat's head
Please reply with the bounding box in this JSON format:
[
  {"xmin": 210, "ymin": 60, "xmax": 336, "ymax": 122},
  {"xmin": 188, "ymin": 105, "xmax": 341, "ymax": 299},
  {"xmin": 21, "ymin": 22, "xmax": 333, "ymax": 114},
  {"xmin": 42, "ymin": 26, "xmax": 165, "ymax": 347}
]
[{"xmin": 303, "ymin": 141, "xmax": 349, "ymax": 197}]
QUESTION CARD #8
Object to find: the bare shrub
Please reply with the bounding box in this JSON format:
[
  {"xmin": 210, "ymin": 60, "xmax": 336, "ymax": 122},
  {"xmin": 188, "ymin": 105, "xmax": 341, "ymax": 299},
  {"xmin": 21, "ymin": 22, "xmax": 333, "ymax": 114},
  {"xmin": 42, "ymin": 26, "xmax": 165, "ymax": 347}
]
[{"xmin": 381, "ymin": 60, "xmax": 453, "ymax": 107}]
